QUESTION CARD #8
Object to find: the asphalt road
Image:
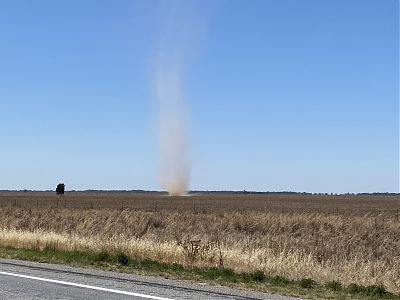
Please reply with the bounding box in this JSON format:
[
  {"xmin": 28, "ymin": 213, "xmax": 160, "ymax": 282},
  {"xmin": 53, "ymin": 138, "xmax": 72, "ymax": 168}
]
[{"xmin": 0, "ymin": 259, "xmax": 301, "ymax": 300}]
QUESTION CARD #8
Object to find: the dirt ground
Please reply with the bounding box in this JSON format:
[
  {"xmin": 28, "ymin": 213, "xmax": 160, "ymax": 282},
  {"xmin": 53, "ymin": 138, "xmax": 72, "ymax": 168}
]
[{"xmin": 0, "ymin": 191, "xmax": 398, "ymax": 217}]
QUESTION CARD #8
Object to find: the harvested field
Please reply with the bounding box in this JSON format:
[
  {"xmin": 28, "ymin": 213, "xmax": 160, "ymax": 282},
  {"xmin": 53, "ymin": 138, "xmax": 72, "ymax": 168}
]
[
  {"xmin": 0, "ymin": 192, "xmax": 398, "ymax": 217},
  {"xmin": 0, "ymin": 192, "xmax": 398, "ymax": 292}
]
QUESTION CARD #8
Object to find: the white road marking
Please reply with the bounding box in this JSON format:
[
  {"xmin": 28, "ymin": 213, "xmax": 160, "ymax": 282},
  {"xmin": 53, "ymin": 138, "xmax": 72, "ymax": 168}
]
[{"xmin": 0, "ymin": 270, "xmax": 175, "ymax": 300}]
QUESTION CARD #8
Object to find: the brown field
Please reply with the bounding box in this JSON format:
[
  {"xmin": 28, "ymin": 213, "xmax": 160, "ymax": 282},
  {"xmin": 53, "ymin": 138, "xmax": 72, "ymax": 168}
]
[
  {"xmin": 0, "ymin": 192, "xmax": 398, "ymax": 292},
  {"xmin": 0, "ymin": 192, "xmax": 398, "ymax": 216}
]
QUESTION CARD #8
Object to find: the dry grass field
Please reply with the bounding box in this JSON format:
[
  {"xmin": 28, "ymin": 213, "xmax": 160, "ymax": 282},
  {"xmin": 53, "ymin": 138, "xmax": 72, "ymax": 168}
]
[{"xmin": 0, "ymin": 192, "xmax": 398, "ymax": 293}]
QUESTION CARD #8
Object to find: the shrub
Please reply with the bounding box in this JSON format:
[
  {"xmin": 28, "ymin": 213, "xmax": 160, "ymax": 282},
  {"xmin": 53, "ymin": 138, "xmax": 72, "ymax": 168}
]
[
  {"xmin": 347, "ymin": 283, "xmax": 388, "ymax": 297},
  {"xmin": 365, "ymin": 285, "xmax": 388, "ymax": 297},
  {"xmin": 171, "ymin": 263, "xmax": 185, "ymax": 272},
  {"xmin": 221, "ymin": 268, "xmax": 235, "ymax": 278},
  {"xmin": 347, "ymin": 283, "xmax": 365, "ymax": 294},
  {"xmin": 299, "ymin": 278, "xmax": 316, "ymax": 289},
  {"xmin": 250, "ymin": 270, "xmax": 266, "ymax": 283},
  {"xmin": 115, "ymin": 252, "xmax": 129, "ymax": 266},
  {"xmin": 179, "ymin": 239, "xmax": 215, "ymax": 264}
]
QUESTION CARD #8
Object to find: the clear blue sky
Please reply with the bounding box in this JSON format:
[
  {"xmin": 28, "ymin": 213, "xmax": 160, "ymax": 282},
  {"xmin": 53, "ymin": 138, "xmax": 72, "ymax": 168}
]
[{"xmin": 0, "ymin": 0, "xmax": 398, "ymax": 193}]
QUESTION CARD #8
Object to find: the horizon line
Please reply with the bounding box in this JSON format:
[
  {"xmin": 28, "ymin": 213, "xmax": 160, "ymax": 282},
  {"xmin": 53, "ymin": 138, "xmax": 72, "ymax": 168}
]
[{"xmin": 0, "ymin": 189, "xmax": 398, "ymax": 196}]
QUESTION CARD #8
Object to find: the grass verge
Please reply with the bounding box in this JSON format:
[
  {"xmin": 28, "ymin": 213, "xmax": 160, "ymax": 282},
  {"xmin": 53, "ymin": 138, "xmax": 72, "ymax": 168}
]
[{"xmin": 0, "ymin": 246, "xmax": 398, "ymax": 300}]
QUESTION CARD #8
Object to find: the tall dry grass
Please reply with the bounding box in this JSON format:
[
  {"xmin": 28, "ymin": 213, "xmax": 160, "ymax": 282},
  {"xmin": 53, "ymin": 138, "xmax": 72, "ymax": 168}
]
[{"xmin": 0, "ymin": 207, "xmax": 398, "ymax": 292}]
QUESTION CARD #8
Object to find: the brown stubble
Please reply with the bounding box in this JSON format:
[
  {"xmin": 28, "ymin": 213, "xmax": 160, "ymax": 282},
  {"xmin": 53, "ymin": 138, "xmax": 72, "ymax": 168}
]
[{"xmin": 0, "ymin": 192, "xmax": 398, "ymax": 216}]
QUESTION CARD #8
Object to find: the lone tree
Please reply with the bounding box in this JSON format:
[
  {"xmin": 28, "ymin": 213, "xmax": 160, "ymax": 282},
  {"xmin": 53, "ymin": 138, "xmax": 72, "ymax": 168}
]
[{"xmin": 56, "ymin": 183, "xmax": 65, "ymax": 196}]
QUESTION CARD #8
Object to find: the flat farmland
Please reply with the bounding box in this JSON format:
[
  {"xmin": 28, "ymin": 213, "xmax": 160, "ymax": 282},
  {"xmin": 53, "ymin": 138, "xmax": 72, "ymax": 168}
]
[
  {"xmin": 0, "ymin": 192, "xmax": 398, "ymax": 217},
  {"xmin": 0, "ymin": 191, "xmax": 398, "ymax": 293}
]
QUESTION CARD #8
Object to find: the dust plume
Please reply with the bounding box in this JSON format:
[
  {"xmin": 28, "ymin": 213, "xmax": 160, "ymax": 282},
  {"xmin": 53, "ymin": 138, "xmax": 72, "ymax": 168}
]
[
  {"xmin": 156, "ymin": 67, "xmax": 190, "ymax": 196},
  {"xmin": 155, "ymin": 2, "xmax": 198, "ymax": 196}
]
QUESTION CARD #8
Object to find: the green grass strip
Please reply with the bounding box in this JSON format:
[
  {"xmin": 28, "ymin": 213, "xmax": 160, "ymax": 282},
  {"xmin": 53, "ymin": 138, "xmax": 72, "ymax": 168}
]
[{"xmin": 0, "ymin": 246, "xmax": 398, "ymax": 300}]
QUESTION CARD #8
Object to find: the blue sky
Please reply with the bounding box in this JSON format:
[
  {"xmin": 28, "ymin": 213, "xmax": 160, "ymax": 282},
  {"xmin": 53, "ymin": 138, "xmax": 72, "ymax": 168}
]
[{"xmin": 0, "ymin": 0, "xmax": 398, "ymax": 193}]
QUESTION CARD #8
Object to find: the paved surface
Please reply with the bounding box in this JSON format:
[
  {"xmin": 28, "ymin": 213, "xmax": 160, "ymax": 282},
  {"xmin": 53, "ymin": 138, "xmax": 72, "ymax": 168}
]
[{"xmin": 0, "ymin": 259, "xmax": 301, "ymax": 300}]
